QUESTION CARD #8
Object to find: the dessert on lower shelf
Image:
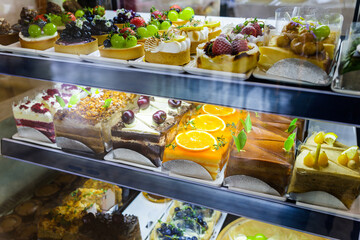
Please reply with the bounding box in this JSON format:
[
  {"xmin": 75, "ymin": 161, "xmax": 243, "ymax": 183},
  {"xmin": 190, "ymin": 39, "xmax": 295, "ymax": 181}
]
[
  {"xmin": 111, "ymin": 96, "xmax": 191, "ymax": 167},
  {"xmin": 0, "ymin": 214, "xmax": 22, "ymax": 238},
  {"xmin": 178, "ymin": 20, "xmax": 209, "ymax": 54},
  {"xmin": 55, "ymin": 19, "xmax": 98, "ymax": 55},
  {"xmin": 197, "ymin": 35, "xmax": 259, "ymax": 73},
  {"xmin": 216, "ymin": 217, "xmax": 328, "ymax": 240},
  {"xmin": 144, "ymin": 32, "xmax": 191, "ymax": 65},
  {"xmin": 163, "ymin": 104, "xmax": 240, "ymax": 180},
  {"xmin": 54, "ymin": 90, "xmax": 138, "ymax": 154},
  {"xmin": 150, "ymin": 201, "xmax": 221, "ymax": 240},
  {"xmin": 288, "ymin": 132, "xmax": 360, "ymax": 209},
  {"xmin": 0, "ymin": 18, "xmax": 19, "ymax": 45}
]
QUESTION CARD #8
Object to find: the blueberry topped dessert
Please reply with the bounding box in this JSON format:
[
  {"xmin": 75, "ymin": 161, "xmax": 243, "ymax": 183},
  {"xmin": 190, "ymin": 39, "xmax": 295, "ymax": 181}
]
[
  {"xmin": 54, "ymin": 19, "xmax": 98, "ymax": 54},
  {"xmin": 113, "ymin": 8, "xmax": 140, "ymax": 27}
]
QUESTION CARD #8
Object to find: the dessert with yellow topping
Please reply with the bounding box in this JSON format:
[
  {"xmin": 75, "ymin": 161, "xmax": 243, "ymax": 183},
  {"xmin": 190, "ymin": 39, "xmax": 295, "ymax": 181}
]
[
  {"xmin": 178, "ymin": 20, "xmax": 210, "ymax": 54},
  {"xmin": 204, "ymin": 20, "xmax": 222, "ymax": 40},
  {"xmin": 54, "ymin": 90, "xmax": 138, "ymax": 154},
  {"xmin": 163, "ymin": 104, "xmax": 240, "ymax": 180},
  {"xmin": 197, "ymin": 35, "xmax": 259, "ymax": 73},
  {"xmin": 288, "ymin": 132, "xmax": 360, "ymax": 209},
  {"xmin": 144, "ymin": 32, "xmax": 191, "ymax": 65}
]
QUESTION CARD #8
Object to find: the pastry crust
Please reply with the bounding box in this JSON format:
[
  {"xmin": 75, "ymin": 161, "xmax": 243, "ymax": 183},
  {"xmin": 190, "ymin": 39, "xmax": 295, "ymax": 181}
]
[
  {"xmin": 54, "ymin": 38, "xmax": 98, "ymax": 55},
  {"xmin": 145, "ymin": 48, "xmax": 190, "ymax": 65},
  {"xmin": 99, "ymin": 44, "xmax": 144, "ymax": 60},
  {"xmin": 115, "ymin": 23, "xmax": 126, "ymax": 29},
  {"xmin": 0, "ymin": 33, "xmax": 19, "ymax": 46},
  {"xmin": 92, "ymin": 34, "xmax": 109, "ymax": 46},
  {"xmin": 197, "ymin": 43, "xmax": 259, "ymax": 73},
  {"xmin": 19, "ymin": 35, "xmax": 58, "ymax": 50}
]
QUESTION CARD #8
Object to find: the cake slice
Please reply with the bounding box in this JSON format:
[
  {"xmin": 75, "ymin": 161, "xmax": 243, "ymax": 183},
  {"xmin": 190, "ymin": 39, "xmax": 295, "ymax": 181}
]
[
  {"xmin": 288, "ymin": 132, "xmax": 360, "ymax": 209},
  {"xmin": 54, "ymin": 90, "xmax": 138, "ymax": 154},
  {"xmin": 111, "ymin": 97, "xmax": 191, "ymax": 166}
]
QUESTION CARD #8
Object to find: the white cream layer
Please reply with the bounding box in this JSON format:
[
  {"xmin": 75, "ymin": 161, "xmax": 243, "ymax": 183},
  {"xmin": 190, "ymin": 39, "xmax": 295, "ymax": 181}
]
[
  {"xmin": 151, "ymin": 38, "xmax": 191, "ymax": 54},
  {"xmin": 19, "ymin": 31, "xmax": 58, "ymax": 42},
  {"xmin": 13, "ymin": 99, "xmax": 53, "ymax": 123},
  {"xmin": 122, "ymin": 118, "xmax": 159, "ymax": 135}
]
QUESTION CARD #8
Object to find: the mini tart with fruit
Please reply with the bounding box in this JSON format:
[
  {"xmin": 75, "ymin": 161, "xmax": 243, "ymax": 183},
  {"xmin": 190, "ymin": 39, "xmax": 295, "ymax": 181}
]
[
  {"xmin": 166, "ymin": 5, "xmax": 195, "ymax": 27},
  {"xmin": 89, "ymin": 15, "xmax": 118, "ymax": 45},
  {"xmin": 113, "ymin": 8, "xmax": 139, "ymax": 29},
  {"xmin": 204, "ymin": 20, "xmax": 221, "ymax": 40},
  {"xmin": 55, "ymin": 19, "xmax": 98, "ymax": 55},
  {"xmin": 100, "ymin": 33, "xmax": 144, "ymax": 60},
  {"xmin": 144, "ymin": 32, "xmax": 191, "ymax": 65},
  {"xmin": 258, "ymin": 17, "xmax": 338, "ymax": 73},
  {"xmin": 178, "ymin": 20, "xmax": 209, "ymax": 54},
  {"xmin": 19, "ymin": 21, "xmax": 58, "ymax": 50},
  {"xmin": 197, "ymin": 35, "xmax": 259, "ymax": 73}
]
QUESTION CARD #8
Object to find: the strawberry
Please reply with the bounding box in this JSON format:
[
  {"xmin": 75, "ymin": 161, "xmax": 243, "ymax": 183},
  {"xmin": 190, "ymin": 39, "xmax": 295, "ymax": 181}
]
[
  {"xmin": 241, "ymin": 25, "xmax": 257, "ymax": 37},
  {"xmin": 212, "ymin": 37, "xmax": 232, "ymax": 56},
  {"xmin": 34, "ymin": 14, "xmax": 48, "ymax": 22},
  {"xmin": 120, "ymin": 27, "xmax": 135, "ymax": 39},
  {"xmin": 150, "ymin": 7, "xmax": 166, "ymax": 20},
  {"xmin": 249, "ymin": 22, "xmax": 262, "ymax": 36},
  {"xmin": 170, "ymin": 4, "xmax": 182, "ymax": 12},
  {"xmin": 232, "ymin": 39, "xmax": 249, "ymax": 55},
  {"xmin": 130, "ymin": 17, "xmax": 146, "ymax": 28}
]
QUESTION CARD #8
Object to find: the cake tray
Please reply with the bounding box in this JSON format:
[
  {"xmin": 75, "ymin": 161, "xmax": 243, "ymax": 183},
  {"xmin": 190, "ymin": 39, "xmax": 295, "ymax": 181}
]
[
  {"xmin": 12, "ymin": 132, "xmax": 60, "ymax": 149},
  {"xmin": 161, "ymin": 160, "xmax": 227, "ymax": 187},
  {"xmin": 184, "ymin": 59, "xmax": 252, "ymax": 81},
  {"xmin": 129, "ymin": 57, "xmax": 185, "ymax": 74},
  {"xmin": 104, "ymin": 149, "xmax": 162, "ymax": 172},
  {"xmin": 38, "ymin": 47, "xmax": 82, "ymax": 61},
  {"xmin": 0, "ymin": 41, "xmax": 38, "ymax": 56},
  {"xmin": 80, "ymin": 50, "xmax": 129, "ymax": 67}
]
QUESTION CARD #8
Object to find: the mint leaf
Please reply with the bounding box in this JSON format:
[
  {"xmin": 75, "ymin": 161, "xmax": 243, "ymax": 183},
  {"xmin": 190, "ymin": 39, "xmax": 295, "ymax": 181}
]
[
  {"xmin": 255, "ymin": 112, "xmax": 259, "ymax": 117},
  {"xmin": 103, "ymin": 98, "xmax": 112, "ymax": 108},
  {"xmin": 240, "ymin": 114, "xmax": 252, "ymax": 133},
  {"xmin": 78, "ymin": 86, "xmax": 90, "ymax": 96},
  {"xmin": 55, "ymin": 95, "xmax": 66, "ymax": 108},
  {"xmin": 284, "ymin": 132, "xmax": 296, "ymax": 152},
  {"xmin": 196, "ymin": 105, "xmax": 202, "ymax": 111},
  {"xmin": 232, "ymin": 130, "xmax": 247, "ymax": 152},
  {"xmin": 285, "ymin": 118, "xmax": 298, "ymax": 133},
  {"xmin": 69, "ymin": 94, "xmax": 80, "ymax": 106}
]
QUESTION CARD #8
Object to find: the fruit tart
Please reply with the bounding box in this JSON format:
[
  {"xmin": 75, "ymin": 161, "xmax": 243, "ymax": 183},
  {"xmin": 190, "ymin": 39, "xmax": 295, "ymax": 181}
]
[
  {"xmin": 149, "ymin": 7, "xmax": 173, "ymax": 33},
  {"xmin": 258, "ymin": 17, "xmax": 339, "ymax": 73},
  {"xmin": 178, "ymin": 20, "xmax": 209, "ymax": 54},
  {"xmin": 167, "ymin": 5, "xmax": 195, "ymax": 27},
  {"xmin": 197, "ymin": 35, "xmax": 259, "ymax": 73},
  {"xmin": 113, "ymin": 8, "xmax": 139, "ymax": 29},
  {"xmin": 19, "ymin": 19, "xmax": 58, "ymax": 50},
  {"xmin": 55, "ymin": 19, "xmax": 98, "ymax": 55},
  {"xmin": 144, "ymin": 32, "xmax": 191, "ymax": 65},
  {"xmin": 100, "ymin": 32, "xmax": 144, "ymax": 60},
  {"xmin": 0, "ymin": 18, "xmax": 19, "ymax": 45}
]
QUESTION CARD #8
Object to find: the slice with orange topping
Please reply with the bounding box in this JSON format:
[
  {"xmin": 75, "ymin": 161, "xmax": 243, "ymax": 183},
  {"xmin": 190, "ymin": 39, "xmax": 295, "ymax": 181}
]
[
  {"xmin": 202, "ymin": 104, "xmax": 235, "ymax": 117},
  {"xmin": 193, "ymin": 114, "xmax": 226, "ymax": 132},
  {"xmin": 176, "ymin": 130, "xmax": 216, "ymax": 151}
]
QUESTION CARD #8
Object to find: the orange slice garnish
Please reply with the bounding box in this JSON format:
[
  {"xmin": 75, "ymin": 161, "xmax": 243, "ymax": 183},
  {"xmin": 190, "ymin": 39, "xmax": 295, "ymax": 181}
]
[
  {"xmin": 202, "ymin": 104, "xmax": 235, "ymax": 117},
  {"xmin": 193, "ymin": 114, "xmax": 226, "ymax": 132},
  {"xmin": 176, "ymin": 130, "xmax": 216, "ymax": 151}
]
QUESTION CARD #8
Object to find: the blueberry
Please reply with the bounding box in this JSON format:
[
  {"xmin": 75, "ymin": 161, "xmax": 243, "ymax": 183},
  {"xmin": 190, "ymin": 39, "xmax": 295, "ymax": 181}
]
[
  {"xmin": 175, "ymin": 207, "xmax": 180, "ymax": 212},
  {"xmin": 165, "ymin": 228, "xmax": 171, "ymax": 235},
  {"xmin": 192, "ymin": 237, "xmax": 198, "ymax": 240},
  {"xmin": 161, "ymin": 223, "xmax": 167, "ymax": 228},
  {"xmin": 157, "ymin": 227, "xmax": 162, "ymax": 233},
  {"xmin": 175, "ymin": 212, "xmax": 183, "ymax": 218},
  {"xmin": 103, "ymin": 39, "xmax": 111, "ymax": 48}
]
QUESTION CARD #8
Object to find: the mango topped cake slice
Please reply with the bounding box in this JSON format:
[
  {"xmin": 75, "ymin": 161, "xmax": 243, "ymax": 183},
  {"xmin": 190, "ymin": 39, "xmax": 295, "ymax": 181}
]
[{"xmin": 288, "ymin": 132, "xmax": 360, "ymax": 209}]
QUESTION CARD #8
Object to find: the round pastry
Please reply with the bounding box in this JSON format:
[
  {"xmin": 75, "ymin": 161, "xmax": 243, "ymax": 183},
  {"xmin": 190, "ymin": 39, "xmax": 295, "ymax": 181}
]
[
  {"xmin": 144, "ymin": 35, "xmax": 191, "ymax": 66},
  {"xmin": 14, "ymin": 199, "xmax": 42, "ymax": 221},
  {"xmin": 0, "ymin": 214, "xmax": 22, "ymax": 235},
  {"xmin": 197, "ymin": 36, "xmax": 259, "ymax": 73},
  {"xmin": 35, "ymin": 183, "xmax": 60, "ymax": 199},
  {"xmin": 19, "ymin": 22, "xmax": 58, "ymax": 50},
  {"xmin": 15, "ymin": 223, "xmax": 37, "ymax": 240}
]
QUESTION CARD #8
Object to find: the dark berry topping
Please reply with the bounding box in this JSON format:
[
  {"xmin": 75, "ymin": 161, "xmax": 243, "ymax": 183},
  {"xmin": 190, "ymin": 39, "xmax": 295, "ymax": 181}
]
[
  {"xmin": 153, "ymin": 110, "xmax": 166, "ymax": 124},
  {"xmin": 31, "ymin": 103, "xmax": 49, "ymax": 114},
  {"xmin": 113, "ymin": 9, "xmax": 136, "ymax": 24},
  {"xmin": 61, "ymin": 84, "xmax": 78, "ymax": 91},
  {"xmin": 58, "ymin": 20, "xmax": 93, "ymax": 44},
  {"xmin": 137, "ymin": 98, "xmax": 150, "ymax": 110},
  {"xmin": 103, "ymin": 39, "xmax": 111, "ymax": 48},
  {"xmin": 46, "ymin": 89, "xmax": 60, "ymax": 97},
  {"xmin": 168, "ymin": 99, "xmax": 181, "ymax": 109},
  {"xmin": 139, "ymin": 95, "xmax": 149, "ymax": 100},
  {"xmin": 122, "ymin": 110, "xmax": 135, "ymax": 124},
  {"xmin": 19, "ymin": 105, "xmax": 29, "ymax": 110}
]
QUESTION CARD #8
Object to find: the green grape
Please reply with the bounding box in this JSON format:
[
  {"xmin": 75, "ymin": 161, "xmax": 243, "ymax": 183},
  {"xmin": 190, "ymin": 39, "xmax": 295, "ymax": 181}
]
[
  {"xmin": 111, "ymin": 34, "xmax": 125, "ymax": 48},
  {"xmin": 146, "ymin": 24, "xmax": 158, "ymax": 36},
  {"xmin": 151, "ymin": 20, "xmax": 161, "ymax": 28},
  {"xmin": 43, "ymin": 23, "xmax": 57, "ymax": 36},
  {"xmin": 75, "ymin": 10, "xmax": 85, "ymax": 18},
  {"xmin": 254, "ymin": 234, "xmax": 267, "ymax": 240},
  {"xmin": 180, "ymin": 7, "xmax": 194, "ymax": 20},
  {"xmin": 28, "ymin": 24, "xmax": 41, "ymax": 38},
  {"xmin": 247, "ymin": 237, "xmax": 256, "ymax": 240},
  {"xmin": 160, "ymin": 21, "xmax": 171, "ymax": 30},
  {"xmin": 137, "ymin": 27, "xmax": 149, "ymax": 38},
  {"xmin": 126, "ymin": 35, "xmax": 138, "ymax": 48},
  {"xmin": 168, "ymin": 10, "xmax": 179, "ymax": 21},
  {"xmin": 313, "ymin": 25, "xmax": 330, "ymax": 40},
  {"xmin": 48, "ymin": 14, "xmax": 63, "ymax": 26}
]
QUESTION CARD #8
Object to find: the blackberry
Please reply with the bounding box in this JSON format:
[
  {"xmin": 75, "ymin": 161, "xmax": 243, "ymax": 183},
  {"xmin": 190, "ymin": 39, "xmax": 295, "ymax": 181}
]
[
  {"xmin": 114, "ymin": 9, "xmax": 136, "ymax": 23},
  {"xmin": 21, "ymin": 26, "xmax": 30, "ymax": 37}
]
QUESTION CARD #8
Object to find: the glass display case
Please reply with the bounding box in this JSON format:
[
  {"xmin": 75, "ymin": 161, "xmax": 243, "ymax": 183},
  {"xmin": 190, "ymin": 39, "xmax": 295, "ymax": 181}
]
[{"xmin": 0, "ymin": 0, "xmax": 360, "ymax": 239}]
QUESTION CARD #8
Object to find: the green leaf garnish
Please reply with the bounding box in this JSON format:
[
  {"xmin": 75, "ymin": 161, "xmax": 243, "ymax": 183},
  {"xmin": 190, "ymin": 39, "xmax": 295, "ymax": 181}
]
[
  {"xmin": 255, "ymin": 112, "xmax": 259, "ymax": 118},
  {"xmin": 55, "ymin": 95, "xmax": 66, "ymax": 108},
  {"xmin": 285, "ymin": 118, "xmax": 298, "ymax": 133},
  {"xmin": 78, "ymin": 86, "xmax": 90, "ymax": 96},
  {"xmin": 196, "ymin": 104, "xmax": 202, "ymax": 111},
  {"xmin": 69, "ymin": 93, "xmax": 80, "ymax": 106},
  {"xmin": 284, "ymin": 132, "xmax": 296, "ymax": 152},
  {"xmin": 240, "ymin": 114, "xmax": 252, "ymax": 133},
  {"xmin": 232, "ymin": 130, "xmax": 247, "ymax": 152},
  {"xmin": 102, "ymin": 98, "xmax": 112, "ymax": 108}
]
